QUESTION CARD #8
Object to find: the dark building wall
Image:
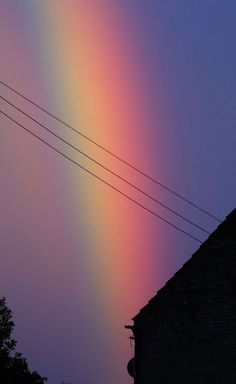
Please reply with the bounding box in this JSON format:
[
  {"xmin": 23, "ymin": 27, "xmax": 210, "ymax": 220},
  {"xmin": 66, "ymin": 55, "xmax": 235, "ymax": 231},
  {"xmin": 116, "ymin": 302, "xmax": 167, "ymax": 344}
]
[{"xmin": 131, "ymin": 210, "xmax": 236, "ymax": 384}]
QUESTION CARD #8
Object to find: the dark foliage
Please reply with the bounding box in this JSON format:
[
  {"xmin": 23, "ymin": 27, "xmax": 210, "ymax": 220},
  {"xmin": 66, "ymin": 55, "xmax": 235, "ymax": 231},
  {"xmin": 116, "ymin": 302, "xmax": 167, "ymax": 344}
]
[{"xmin": 0, "ymin": 297, "xmax": 47, "ymax": 383}]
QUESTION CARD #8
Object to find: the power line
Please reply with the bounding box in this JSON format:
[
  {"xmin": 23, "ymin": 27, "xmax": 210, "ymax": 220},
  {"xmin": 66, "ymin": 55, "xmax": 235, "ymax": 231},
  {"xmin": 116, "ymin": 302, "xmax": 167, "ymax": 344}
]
[
  {"xmin": 0, "ymin": 109, "xmax": 203, "ymax": 244},
  {"xmin": 0, "ymin": 95, "xmax": 211, "ymax": 235},
  {"xmin": 0, "ymin": 80, "xmax": 221, "ymax": 222}
]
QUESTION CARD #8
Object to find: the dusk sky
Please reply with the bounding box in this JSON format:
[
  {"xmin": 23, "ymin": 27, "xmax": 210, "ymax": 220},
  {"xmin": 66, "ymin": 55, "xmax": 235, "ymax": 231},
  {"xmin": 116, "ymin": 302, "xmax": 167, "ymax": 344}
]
[{"xmin": 0, "ymin": 1, "xmax": 235, "ymax": 383}]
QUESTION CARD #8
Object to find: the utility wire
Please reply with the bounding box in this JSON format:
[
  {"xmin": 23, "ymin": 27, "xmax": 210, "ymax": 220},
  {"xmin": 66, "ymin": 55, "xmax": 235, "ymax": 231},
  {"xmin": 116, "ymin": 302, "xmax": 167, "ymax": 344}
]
[
  {"xmin": 0, "ymin": 109, "xmax": 203, "ymax": 244},
  {"xmin": 0, "ymin": 80, "xmax": 221, "ymax": 222},
  {"xmin": 0, "ymin": 95, "xmax": 210, "ymax": 235}
]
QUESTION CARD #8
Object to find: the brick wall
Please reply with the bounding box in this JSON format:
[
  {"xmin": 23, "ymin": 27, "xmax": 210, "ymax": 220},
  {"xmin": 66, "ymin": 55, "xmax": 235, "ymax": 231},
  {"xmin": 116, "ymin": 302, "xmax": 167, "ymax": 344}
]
[{"xmin": 131, "ymin": 210, "xmax": 236, "ymax": 384}]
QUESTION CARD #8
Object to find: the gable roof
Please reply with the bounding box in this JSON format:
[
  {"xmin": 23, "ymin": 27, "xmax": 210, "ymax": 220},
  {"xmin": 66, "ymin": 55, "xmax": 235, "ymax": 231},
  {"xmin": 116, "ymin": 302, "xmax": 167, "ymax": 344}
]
[{"xmin": 133, "ymin": 208, "xmax": 236, "ymax": 322}]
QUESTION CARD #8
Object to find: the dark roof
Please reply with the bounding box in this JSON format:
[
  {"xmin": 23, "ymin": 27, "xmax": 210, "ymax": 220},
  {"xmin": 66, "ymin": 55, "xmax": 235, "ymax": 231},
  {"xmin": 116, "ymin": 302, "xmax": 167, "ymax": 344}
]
[{"xmin": 133, "ymin": 208, "xmax": 236, "ymax": 321}]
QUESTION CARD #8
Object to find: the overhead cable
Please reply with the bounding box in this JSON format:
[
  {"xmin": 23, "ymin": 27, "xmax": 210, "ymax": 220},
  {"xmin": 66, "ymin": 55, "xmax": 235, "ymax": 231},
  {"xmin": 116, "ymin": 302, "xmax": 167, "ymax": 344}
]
[
  {"xmin": 0, "ymin": 109, "xmax": 203, "ymax": 244},
  {"xmin": 0, "ymin": 95, "xmax": 210, "ymax": 235},
  {"xmin": 0, "ymin": 80, "xmax": 221, "ymax": 222}
]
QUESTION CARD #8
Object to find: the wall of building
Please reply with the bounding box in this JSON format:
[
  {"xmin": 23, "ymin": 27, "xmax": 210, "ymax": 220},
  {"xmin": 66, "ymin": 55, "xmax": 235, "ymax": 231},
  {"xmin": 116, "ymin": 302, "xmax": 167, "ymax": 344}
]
[{"xmin": 132, "ymin": 233, "xmax": 236, "ymax": 384}]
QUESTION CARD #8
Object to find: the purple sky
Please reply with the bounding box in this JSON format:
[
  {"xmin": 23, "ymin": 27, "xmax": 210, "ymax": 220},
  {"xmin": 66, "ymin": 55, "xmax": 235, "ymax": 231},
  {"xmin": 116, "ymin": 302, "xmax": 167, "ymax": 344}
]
[{"xmin": 0, "ymin": 2, "xmax": 236, "ymax": 383}]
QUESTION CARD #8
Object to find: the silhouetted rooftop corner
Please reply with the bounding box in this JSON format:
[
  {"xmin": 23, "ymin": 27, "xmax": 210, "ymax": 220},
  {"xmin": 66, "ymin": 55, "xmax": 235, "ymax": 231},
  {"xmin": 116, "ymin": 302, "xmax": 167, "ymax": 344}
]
[{"xmin": 202, "ymin": 207, "xmax": 236, "ymax": 244}]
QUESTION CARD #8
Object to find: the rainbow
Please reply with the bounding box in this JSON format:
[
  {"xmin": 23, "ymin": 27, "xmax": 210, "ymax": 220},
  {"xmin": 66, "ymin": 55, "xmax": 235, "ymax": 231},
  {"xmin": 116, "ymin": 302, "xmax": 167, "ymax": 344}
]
[{"xmin": 1, "ymin": 2, "xmax": 169, "ymax": 383}]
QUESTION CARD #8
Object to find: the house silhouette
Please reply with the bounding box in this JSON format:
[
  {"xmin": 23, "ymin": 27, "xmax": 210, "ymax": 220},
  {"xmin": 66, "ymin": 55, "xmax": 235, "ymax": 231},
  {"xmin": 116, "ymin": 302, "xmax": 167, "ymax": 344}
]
[{"xmin": 126, "ymin": 208, "xmax": 236, "ymax": 384}]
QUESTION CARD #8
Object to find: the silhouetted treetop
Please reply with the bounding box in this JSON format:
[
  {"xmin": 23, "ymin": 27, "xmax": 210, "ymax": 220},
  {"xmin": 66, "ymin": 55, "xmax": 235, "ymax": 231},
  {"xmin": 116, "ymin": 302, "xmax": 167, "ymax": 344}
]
[{"xmin": 0, "ymin": 296, "xmax": 47, "ymax": 383}]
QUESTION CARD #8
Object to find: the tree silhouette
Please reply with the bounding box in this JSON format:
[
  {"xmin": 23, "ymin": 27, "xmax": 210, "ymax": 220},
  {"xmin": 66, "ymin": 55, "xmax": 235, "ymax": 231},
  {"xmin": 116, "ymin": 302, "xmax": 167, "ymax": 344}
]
[{"xmin": 0, "ymin": 297, "xmax": 47, "ymax": 383}]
